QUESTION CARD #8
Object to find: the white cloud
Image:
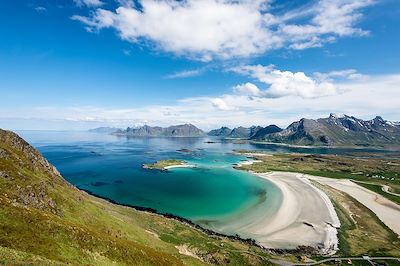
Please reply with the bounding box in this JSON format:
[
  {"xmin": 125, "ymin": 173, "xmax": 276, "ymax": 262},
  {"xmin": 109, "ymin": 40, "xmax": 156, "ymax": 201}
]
[
  {"xmin": 165, "ymin": 69, "xmax": 203, "ymax": 79},
  {"xmin": 72, "ymin": 0, "xmax": 374, "ymax": 60},
  {"xmin": 234, "ymin": 82, "xmax": 262, "ymax": 96},
  {"xmin": 2, "ymin": 73, "xmax": 399, "ymax": 131},
  {"xmin": 280, "ymin": 0, "xmax": 374, "ymax": 49},
  {"xmin": 34, "ymin": 6, "xmax": 47, "ymax": 12},
  {"xmin": 74, "ymin": 0, "xmax": 103, "ymax": 7},
  {"xmin": 231, "ymin": 65, "xmax": 338, "ymax": 98},
  {"xmin": 314, "ymin": 69, "xmax": 368, "ymax": 81},
  {"xmin": 210, "ymin": 98, "xmax": 232, "ymax": 111},
  {"xmin": 0, "ymin": 74, "xmax": 400, "ymax": 129}
]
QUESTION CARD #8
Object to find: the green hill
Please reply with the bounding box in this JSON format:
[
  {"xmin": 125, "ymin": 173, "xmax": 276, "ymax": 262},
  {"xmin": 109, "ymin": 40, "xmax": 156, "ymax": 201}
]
[{"xmin": 0, "ymin": 129, "xmax": 270, "ymax": 265}]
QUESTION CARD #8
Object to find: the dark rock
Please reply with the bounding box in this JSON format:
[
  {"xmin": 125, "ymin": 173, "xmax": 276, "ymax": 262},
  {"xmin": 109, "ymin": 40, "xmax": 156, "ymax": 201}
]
[
  {"xmin": 0, "ymin": 171, "xmax": 9, "ymax": 178},
  {"xmin": 0, "ymin": 148, "xmax": 9, "ymax": 158}
]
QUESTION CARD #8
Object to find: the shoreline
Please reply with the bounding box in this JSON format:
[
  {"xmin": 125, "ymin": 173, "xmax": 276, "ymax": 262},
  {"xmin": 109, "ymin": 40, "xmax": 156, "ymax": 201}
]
[
  {"xmin": 164, "ymin": 164, "xmax": 196, "ymax": 170},
  {"xmin": 250, "ymin": 172, "xmax": 340, "ymax": 254},
  {"xmin": 79, "ymin": 187, "xmax": 269, "ymax": 251},
  {"xmin": 83, "ymin": 156, "xmax": 344, "ymax": 255},
  {"xmin": 79, "ymin": 184, "xmax": 331, "ymax": 256}
]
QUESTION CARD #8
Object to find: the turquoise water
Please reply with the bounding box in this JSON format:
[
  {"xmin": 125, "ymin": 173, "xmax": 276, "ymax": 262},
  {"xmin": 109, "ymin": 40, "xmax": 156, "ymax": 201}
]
[
  {"xmin": 18, "ymin": 131, "xmax": 280, "ymax": 225},
  {"xmin": 16, "ymin": 130, "xmax": 395, "ymax": 235}
]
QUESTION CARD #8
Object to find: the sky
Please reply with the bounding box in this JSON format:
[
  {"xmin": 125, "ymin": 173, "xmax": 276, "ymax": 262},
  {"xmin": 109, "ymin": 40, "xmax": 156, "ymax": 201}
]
[{"xmin": 0, "ymin": 0, "xmax": 400, "ymax": 130}]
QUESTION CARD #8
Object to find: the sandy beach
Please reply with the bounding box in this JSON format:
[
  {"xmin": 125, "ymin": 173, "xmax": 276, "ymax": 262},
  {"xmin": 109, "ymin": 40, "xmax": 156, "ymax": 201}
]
[
  {"xmin": 235, "ymin": 159, "xmax": 262, "ymax": 167},
  {"xmin": 164, "ymin": 164, "xmax": 196, "ymax": 169},
  {"xmin": 306, "ymin": 175, "xmax": 400, "ymax": 236},
  {"xmin": 251, "ymin": 172, "xmax": 341, "ymax": 254}
]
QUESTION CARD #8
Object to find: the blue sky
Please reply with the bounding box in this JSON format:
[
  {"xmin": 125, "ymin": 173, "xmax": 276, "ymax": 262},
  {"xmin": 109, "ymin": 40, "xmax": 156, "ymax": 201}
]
[{"xmin": 1, "ymin": 0, "xmax": 400, "ymax": 130}]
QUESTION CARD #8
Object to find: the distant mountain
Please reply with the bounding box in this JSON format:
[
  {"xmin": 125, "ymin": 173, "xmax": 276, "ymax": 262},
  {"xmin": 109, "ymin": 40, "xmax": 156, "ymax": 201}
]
[
  {"xmin": 88, "ymin": 127, "xmax": 121, "ymax": 133},
  {"xmin": 255, "ymin": 114, "xmax": 400, "ymax": 147},
  {"xmin": 250, "ymin": 125, "xmax": 283, "ymax": 140},
  {"xmin": 206, "ymin": 114, "xmax": 400, "ymax": 147},
  {"xmin": 208, "ymin": 126, "xmax": 232, "ymax": 137},
  {"xmin": 114, "ymin": 124, "xmax": 206, "ymax": 137},
  {"xmin": 208, "ymin": 125, "xmax": 278, "ymax": 139},
  {"xmin": 228, "ymin": 126, "xmax": 252, "ymax": 138}
]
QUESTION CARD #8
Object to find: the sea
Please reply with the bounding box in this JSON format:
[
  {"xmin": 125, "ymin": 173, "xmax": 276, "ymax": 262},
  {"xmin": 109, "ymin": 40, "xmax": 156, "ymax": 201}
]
[{"xmin": 17, "ymin": 130, "xmax": 393, "ymax": 237}]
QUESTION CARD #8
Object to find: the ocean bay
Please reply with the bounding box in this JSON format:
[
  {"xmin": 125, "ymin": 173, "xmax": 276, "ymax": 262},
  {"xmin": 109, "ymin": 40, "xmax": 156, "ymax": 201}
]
[{"xmin": 17, "ymin": 130, "xmax": 395, "ymax": 240}]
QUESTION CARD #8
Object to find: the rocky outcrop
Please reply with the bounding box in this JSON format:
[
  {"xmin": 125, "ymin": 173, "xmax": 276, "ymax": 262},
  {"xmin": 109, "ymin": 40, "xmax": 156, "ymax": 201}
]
[{"xmin": 0, "ymin": 129, "xmax": 65, "ymax": 215}]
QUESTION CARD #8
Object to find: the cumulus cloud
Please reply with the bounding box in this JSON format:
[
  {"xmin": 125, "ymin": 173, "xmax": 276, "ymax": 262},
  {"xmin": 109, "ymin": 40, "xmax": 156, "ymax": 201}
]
[
  {"xmin": 210, "ymin": 98, "xmax": 232, "ymax": 111},
  {"xmin": 231, "ymin": 65, "xmax": 338, "ymax": 98},
  {"xmin": 234, "ymin": 82, "xmax": 263, "ymax": 96},
  {"xmin": 74, "ymin": 0, "xmax": 103, "ymax": 7},
  {"xmin": 72, "ymin": 0, "xmax": 374, "ymax": 60},
  {"xmin": 2, "ymin": 73, "xmax": 399, "ymax": 130}
]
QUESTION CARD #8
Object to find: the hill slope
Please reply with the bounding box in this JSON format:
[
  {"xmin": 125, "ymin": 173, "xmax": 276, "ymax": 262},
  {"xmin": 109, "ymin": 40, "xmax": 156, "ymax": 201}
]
[{"xmin": 0, "ymin": 129, "xmax": 269, "ymax": 265}]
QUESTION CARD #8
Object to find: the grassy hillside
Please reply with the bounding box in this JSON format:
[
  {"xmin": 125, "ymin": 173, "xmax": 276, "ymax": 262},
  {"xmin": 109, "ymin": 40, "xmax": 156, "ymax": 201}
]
[{"xmin": 0, "ymin": 129, "xmax": 272, "ymax": 265}]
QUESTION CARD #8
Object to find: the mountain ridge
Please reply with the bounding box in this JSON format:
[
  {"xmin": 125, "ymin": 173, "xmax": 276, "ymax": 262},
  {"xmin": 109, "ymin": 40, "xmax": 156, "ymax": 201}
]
[
  {"xmin": 114, "ymin": 124, "xmax": 206, "ymax": 137},
  {"xmin": 208, "ymin": 114, "xmax": 400, "ymax": 147}
]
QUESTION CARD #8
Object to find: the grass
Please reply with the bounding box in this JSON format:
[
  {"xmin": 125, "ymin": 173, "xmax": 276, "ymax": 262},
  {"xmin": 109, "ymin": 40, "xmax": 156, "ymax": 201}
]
[
  {"xmin": 0, "ymin": 130, "xmax": 272, "ymax": 265},
  {"xmin": 143, "ymin": 159, "xmax": 186, "ymax": 170}
]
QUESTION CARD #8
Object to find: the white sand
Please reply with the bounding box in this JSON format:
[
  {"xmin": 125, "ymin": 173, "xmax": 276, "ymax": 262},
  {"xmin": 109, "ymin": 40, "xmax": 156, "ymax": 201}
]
[
  {"xmin": 235, "ymin": 159, "xmax": 262, "ymax": 167},
  {"xmin": 247, "ymin": 172, "xmax": 341, "ymax": 254},
  {"xmin": 306, "ymin": 175, "xmax": 400, "ymax": 236},
  {"xmin": 164, "ymin": 164, "xmax": 196, "ymax": 169},
  {"xmin": 238, "ymin": 152, "xmax": 273, "ymax": 157}
]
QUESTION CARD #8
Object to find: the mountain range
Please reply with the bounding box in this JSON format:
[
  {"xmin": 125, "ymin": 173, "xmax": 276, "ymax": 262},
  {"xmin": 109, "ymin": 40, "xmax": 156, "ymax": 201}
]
[
  {"xmin": 113, "ymin": 124, "xmax": 206, "ymax": 137},
  {"xmin": 208, "ymin": 125, "xmax": 282, "ymax": 139},
  {"xmin": 89, "ymin": 114, "xmax": 400, "ymax": 147},
  {"xmin": 209, "ymin": 114, "xmax": 400, "ymax": 147},
  {"xmin": 261, "ymin": 114, "xmax": 400, "ymax": 147}
]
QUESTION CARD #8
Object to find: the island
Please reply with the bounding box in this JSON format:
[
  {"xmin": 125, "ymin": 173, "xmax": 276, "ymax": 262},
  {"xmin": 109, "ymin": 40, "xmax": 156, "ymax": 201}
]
[{"xmin": 143, "ymin": 159, "xmax": 195, "ymax": 170}]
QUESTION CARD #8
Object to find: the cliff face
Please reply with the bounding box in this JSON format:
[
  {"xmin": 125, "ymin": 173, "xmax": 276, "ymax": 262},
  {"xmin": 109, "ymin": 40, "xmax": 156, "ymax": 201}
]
[{"xmin": 0, "ymin": 129, "xmax": 266, "ymax": 265}]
